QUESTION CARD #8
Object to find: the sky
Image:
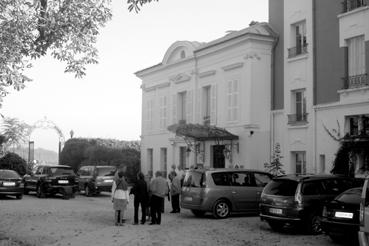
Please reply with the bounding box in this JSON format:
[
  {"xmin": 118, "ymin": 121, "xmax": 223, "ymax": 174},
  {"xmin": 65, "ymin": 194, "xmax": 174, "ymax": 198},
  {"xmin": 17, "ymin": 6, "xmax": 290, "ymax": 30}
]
[{"xmin": 1, "ymin": 0, "xmax": 268, "ymax": 152}]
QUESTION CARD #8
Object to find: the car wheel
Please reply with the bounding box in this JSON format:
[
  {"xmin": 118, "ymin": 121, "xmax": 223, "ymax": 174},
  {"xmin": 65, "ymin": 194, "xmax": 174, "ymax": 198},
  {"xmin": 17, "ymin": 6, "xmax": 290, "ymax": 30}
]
[
  {"xmin": 36, "ymin": 184, "xmax": 45, "ymax": 198},
  {"xmin": 267, "ymin": 220, "xmax": 284, "ymax": 231},
  {"xmin": 85, "ymin": 185, "xmax": 92, "ymax": 197},
  {"xmin": 23, "ymin": 184, "xmax": 29, "ymax": 195},
  {"xmin": 16, "ymin": 194, "xmax": 23, "ymax": 200},
  {"xmin": 191, "ymin": 210, "xmax": 205, "ymax": 217},
  {"xmin": 61, "ymin": 189, "xmax": 70, "ymax": 200},
  {"xmin": 306, "ymin": 213, "xmax": 323, "ymax": 235},
  {"xmin": 212, "ymin": 200, "xmax": 230, "ymax": 219}
]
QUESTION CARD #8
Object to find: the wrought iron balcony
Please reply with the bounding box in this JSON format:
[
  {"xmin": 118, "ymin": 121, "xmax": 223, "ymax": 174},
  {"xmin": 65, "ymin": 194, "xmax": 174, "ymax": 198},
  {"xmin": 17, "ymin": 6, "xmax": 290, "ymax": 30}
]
[
  {"xmin": 288, "ymin": 43, "xmax": 308, "ymax": 58},
  {"xmin": 342, "ymin": 0, "xmax": 368, "ymax": 13},
  {"xmin": 288, "ymin": 113, "xmax": 308, "ymax": 125},
  {"xmin": 342, "ymin": 74, "xmax": 369, "ymax": 89}
]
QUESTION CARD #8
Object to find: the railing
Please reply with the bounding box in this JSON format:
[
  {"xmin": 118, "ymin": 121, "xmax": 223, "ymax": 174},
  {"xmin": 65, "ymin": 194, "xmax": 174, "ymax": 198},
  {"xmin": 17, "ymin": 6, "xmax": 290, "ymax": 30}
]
[
  {"xmin": 288, "ymin": 113, "xmax": 308, "ymax": 125},
  {"xmin": 288, "ymin": 43, "xmax": 308, "ymax": 58},
  {"xmin": 342, "ymin": 74, "xmax": 368, "ymax": 89},
  {"xmin": 342, "ymin": 0, "xmax": 368, "ymax": 13},
  {"xmin": 203, "ymin": 116, "xmax": 210, "ymax": 126}
]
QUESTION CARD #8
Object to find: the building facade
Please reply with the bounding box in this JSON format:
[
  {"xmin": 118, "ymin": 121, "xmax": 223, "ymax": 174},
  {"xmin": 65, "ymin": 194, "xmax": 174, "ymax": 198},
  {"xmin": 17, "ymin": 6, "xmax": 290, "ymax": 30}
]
[
  {"xmin": 136, "ymin": 24, "xmax": 277, "ymax": 176},
  {"xmin": 136, "ymin": 1, "xmax": 369, "ymax": 176}
]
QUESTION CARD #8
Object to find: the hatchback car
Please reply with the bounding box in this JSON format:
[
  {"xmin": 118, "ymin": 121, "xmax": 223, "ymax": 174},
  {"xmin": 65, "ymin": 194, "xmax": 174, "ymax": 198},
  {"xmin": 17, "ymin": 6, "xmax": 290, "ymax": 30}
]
[
  {"xmin": 321, "ymin": 187, "xmax": 361, "ymax": 243},
  {"xmin": 259, "ymin": 174, "xmax": 361, "ymax": 234},
  {"xmin": 0, "ymin": 169, "xmax": 23, "ymax": 199},
  {"xmin": 77, "ymin": 165, "xmax": 116, "ymax": 196},
  {"xmin": 358, "ymin": 176, "xmax": 369, "ymax": 246},
  {"xmin": 181, "ymin": 168, "xmax": 273, "ymax": 219}
]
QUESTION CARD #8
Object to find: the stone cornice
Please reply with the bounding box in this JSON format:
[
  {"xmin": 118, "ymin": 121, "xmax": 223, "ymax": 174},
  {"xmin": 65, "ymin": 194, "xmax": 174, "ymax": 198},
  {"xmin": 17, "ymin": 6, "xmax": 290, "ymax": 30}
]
[
  {"xmin": 222, "ymin": 62, "xmax": 244, "ymax": 72},
  {"xmin": 198, "ymin": 70, "xmax": 217, "ymax": 78},
  {"xmin": 141, "ymin": 81, "xmax": 171, "ymax": 92}
]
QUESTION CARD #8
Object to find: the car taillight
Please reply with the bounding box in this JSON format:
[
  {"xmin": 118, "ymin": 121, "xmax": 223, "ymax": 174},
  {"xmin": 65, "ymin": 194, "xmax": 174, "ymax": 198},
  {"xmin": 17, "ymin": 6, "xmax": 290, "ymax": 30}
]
[{"xmin": 360, "ymin": 201, "xmax": 365, "ymax": 226}]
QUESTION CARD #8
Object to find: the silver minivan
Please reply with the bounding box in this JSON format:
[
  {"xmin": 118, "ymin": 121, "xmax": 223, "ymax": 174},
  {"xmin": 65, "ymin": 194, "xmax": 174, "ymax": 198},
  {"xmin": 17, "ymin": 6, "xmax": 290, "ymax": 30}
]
[{"xmin": 181, "ymin": 168, "xmax": 273, "ymax": 218}]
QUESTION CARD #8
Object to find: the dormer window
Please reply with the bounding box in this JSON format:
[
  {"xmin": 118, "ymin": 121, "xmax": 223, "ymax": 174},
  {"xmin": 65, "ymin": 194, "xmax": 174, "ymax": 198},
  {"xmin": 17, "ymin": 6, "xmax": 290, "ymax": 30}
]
[{"xmin": 180, "ymin": 50, "xmax": 186, "ymax": 59}]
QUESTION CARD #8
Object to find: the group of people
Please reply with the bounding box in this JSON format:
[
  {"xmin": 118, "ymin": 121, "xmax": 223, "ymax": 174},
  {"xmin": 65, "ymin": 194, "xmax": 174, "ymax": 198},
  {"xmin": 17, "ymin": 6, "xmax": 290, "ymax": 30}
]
[{"xmin": 110, "ymin": 165, "xmax": 185, "ymax": 226}]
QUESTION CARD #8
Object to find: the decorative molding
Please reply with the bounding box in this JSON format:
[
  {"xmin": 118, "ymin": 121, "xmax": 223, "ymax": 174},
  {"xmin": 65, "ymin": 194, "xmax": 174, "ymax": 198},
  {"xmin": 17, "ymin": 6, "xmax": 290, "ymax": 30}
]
[
  {"xmin": 222, "ymin": 62, "xmax": 244, "ymax": 72},
  {"xmin": 243, "ymin": 124, "xmax": 260, "ymax": 129},
  {"xmin": 170, "ymin": 73, "xmax": 192, "ymax": 84},
  {"xmin": 198, "ymin": 70, "xmax": 216, "ymax": 78},
  {"xmin": 141, "ymin": 81, "xmax": 171, "ymax": 92},
  {"xmin": 244, "ymin": 52, "xmax": 261, "ymax": 60}
]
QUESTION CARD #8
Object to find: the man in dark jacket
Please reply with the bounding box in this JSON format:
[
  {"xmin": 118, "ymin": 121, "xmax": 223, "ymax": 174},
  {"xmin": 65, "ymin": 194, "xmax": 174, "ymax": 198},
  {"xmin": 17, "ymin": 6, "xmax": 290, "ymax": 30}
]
[
  {"xmin": 130, "ymin": 172, "xmax": 149, "ymax": 225},
  {"xmin": 149, "ymin": 171, "xmax": 169, "ymax": 225}
]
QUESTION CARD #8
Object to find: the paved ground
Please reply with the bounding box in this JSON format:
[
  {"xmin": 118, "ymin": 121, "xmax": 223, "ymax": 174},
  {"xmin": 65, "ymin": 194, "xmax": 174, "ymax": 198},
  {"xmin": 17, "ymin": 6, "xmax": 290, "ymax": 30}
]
[{"xmin": 0, "ymin": 192, "xmax": 346, "ymax": 246}]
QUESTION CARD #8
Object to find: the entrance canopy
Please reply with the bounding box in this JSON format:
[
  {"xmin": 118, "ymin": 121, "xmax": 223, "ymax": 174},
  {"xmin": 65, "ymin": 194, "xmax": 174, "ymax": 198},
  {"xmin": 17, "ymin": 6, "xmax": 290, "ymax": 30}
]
[{"xmin": 167, "ymin": 123, "xmax": 238, "ymax": 141}]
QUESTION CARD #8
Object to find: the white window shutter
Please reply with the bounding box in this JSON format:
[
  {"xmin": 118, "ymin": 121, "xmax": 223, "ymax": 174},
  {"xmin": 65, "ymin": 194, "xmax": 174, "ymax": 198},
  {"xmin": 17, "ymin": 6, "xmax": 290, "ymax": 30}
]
[
  {"xmin": 195, "ymin": 88, "xmax": 201, "ymax": 124},
  {"xmin": 210, "ymin": 84, "xmax": 217, "ymax": 125},
  {"xmin": 186, "ymin": 90, "xmax": 193, "ymax": 123},
  {"xmin": 172, "ymin": 94, "xmax": 177, "ymax": 124},
  {"xmin": 227, "ymin": 81, "xmax": 232, "ymax": 122},
  {"xmin": 163, "ymin": 96, "xmax": 167, "ymax": 129}
]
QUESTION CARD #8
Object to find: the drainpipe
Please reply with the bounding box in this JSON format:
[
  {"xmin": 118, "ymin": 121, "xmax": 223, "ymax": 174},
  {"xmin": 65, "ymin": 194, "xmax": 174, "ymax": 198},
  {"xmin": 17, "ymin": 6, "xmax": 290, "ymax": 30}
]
[
  {"xmin": 312, "ymin": 0, "xmax": 318, "ymax": 173},
  {"xmin": 270, "ymin": 35, "xmax": 280, "ymax": 162}
]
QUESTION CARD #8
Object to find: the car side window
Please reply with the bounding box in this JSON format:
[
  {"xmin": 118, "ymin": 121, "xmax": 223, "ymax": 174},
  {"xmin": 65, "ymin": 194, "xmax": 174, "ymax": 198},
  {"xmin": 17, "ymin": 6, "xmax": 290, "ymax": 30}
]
[
  {"xmin": 322, "ymin": 179, "xmax": 344, "ymax": 195},
  {"xmin": 231, "ymin": 172, "xmax": 255, "ymax": 187},
  {"xmin": 212, "ymin": 172, "xmax": 232, "ymax": 186},
  {"xmin": 36, "ymin": 167, "xmax": 43, "ymax": 175},
  {"xmin": 254, "ymin": 173, "xmax": 272, "ymax": 187},
  {"xmin": 301, "ymin": 181, "xmax": 324, "ymax": 195}
]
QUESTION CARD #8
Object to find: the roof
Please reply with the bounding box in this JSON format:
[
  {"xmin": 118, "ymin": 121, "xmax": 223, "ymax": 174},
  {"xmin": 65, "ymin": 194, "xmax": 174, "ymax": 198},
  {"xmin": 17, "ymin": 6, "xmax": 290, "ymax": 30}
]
[
  {"xmin": 274, "ymin": 174, "xmax": 353, "ymax": 182},
  {"xmin": 195, "ymin": 22, "xmax": 278, "ymax": 52},
  {"xmin": 167, "ymin": 123, "xmax": 238, "ymax": 141}
]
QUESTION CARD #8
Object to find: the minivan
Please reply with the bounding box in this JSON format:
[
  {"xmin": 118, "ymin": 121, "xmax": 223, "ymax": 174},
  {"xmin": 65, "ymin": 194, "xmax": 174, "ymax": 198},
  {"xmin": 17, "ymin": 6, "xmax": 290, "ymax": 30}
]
[
  {"xmin": 181, "ymin": 168, "xmax": 273, "ymax": 219},
  {"xmin": 259, "ymin": 174, "xmax": 361, "ymax": 234}
]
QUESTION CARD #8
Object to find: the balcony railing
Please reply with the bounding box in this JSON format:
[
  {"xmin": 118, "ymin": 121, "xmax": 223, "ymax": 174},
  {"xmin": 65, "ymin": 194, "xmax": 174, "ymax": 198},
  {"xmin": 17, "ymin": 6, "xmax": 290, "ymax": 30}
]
[
  {"xmin": 288, "ymin": 43, "xmax": 308, "ymax": 58},
  {"xmin": 288, "ymin": 113, "xmax": 308, "ymax": 125},
  {"xmin": 342, "ymin": 74, "xmax": 369, "ymax": 89},
  {"xmin": 342, "ymin": 0, "xmax": 368, "ymax": 13}
]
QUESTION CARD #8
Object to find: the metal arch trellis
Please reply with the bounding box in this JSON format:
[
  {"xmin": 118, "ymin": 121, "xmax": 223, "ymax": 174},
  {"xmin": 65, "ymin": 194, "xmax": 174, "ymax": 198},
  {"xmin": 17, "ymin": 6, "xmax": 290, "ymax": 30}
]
[{"xmin": 28, "ymin": 117, "xmax": 65, "ymax": 164}]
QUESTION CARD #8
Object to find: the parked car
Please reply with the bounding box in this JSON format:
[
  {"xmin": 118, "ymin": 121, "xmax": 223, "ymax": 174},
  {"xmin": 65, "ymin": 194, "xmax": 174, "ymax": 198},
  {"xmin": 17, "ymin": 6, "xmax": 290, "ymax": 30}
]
[
  {"xmin": 321, "ymin": 187, "xmax": 362, "ymax": 243},
  {"xmin": 0, "ymin": 169, "xmax": 23, "ymax": 199},
  {"xmin": 259, "ymin": 174, "xmax": 362, "ymax": 234},
  {"xmin": 77, "ymin": 165, "xmax": 116, "ymax": 196},
  {"xmin": 180, "ymin": 168, "xmax": 273, "ymax": 219},
  {"xmin": 23, "ymin": 165, "xmax": 78, "ymax": 199},
  {"xmin": 358, "ymin": 177, "xmax": 369, "ymax": 246}
]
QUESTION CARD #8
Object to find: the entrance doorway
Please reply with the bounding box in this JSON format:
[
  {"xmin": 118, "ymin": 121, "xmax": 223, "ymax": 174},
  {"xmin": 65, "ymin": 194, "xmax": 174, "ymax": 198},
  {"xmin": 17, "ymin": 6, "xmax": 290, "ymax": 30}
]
[{"xmin": 213, "ymin": 145, "xmax": 225, "ymax": 168}]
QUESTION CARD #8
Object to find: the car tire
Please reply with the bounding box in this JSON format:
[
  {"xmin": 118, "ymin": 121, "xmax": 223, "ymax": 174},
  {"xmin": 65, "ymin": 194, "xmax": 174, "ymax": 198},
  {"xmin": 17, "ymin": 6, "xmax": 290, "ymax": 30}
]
[
  {"xmin": 191, "ymin": 210, "xmax": 205, "ymax": 217},
  {"xmin": 306, "ymin": 212, "xmax": 323, "ymax": 235},
  {"xmin": 23, "ymin": 184, "xmax": 29, "ymax": 195},
  {"xmin": 36, "ymin": 184, "xmax": 45, "ymax": 198},
  {"xmin": 85, "ymin": 185, "xmax": 92, "ymax": 197},
  {"xmin": 212, "ymin": 199, "xmax": 230, "ymax": 219},
  {"xmin": 16, "ymin": 194, "xmax": 23, "ymax": 200},
  {"xmin": 267, "ymin": 220, "xmax": 284, "ymax": 231}
]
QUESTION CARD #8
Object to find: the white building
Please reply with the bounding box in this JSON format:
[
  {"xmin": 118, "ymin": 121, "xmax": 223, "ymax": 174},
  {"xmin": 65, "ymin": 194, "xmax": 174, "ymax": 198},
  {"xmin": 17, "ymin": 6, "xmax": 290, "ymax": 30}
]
[{"xmin": 135, "ymin": 23, "xmax": 277, "ymax": 176}]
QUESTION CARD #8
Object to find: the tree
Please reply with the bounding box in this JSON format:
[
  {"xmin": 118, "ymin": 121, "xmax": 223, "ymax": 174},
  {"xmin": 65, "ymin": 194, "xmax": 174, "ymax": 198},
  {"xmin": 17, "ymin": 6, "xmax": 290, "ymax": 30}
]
[
  {"xmin": 127, "ymin": 0, "xmax": 159, "ymax": 12},
  {"xmin": 0, "ymin": 117, "xmax": 31, "ymax": 151},
  {"xmin": 0, "ymin": 0, "xmax": 112, "ymax": 105},
  {"xmin": 264, "ymin": 143, "xmax": 285, "ymax": 176},
  {"xmin": 0, "ymin": 152, "xmax": 27, "ymax": 175}
]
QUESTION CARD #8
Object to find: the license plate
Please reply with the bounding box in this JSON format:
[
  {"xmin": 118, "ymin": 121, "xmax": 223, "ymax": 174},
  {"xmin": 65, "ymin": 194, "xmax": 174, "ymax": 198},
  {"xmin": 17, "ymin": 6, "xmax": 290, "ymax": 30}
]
[
  {"xmin": 3, "ymin": 182, "xmax": 15, "ymax": 187},
  {"xmin": 104, "ymin": 179, "xmax": 113, "ymax": 183},
  {"xmin": 269, "ymin": 208, "xmax": 283, "ymax": 215},
  {"xmin": 183, "ymin": 196, "xmax": 193, "ymax": 202},
  {"xmin": 58, "ymin": 180, "xmax": 69, "ymax": 184},
  {"xmin": 335, "ymin": 211, "xmax": 353, "ymax": 219}
]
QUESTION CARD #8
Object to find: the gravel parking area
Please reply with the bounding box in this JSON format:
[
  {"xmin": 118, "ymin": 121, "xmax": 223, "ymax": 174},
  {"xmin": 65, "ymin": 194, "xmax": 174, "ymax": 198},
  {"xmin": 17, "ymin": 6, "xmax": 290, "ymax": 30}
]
[{"xmin": 0, "ymin": 193, "xmax": 342, "ymax": 246}]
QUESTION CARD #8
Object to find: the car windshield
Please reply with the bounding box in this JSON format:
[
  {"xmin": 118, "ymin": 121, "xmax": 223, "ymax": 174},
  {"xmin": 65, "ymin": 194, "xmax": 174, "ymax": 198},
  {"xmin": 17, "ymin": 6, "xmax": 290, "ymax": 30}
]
[
  {"xmin": 263, "ymin": 179, "xmax": 298, "ymax": 196},
  {"xmin": 335, "ymin": 188, "xmax": 362, "ymax": 204},
  {"xmin": 97, "ymin": 167, "xmax": 115, "ymax": 176},
  {"xmin": 183, "ymin": 171, "xmax": 204, "ymax": 188},
  {"xmin": 50, "ymin": 167, "xmax": 75, "ymax": 176},
  {"xmin": 0, "ymin": 170, "xmax": 20, "ymax": 179}
]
